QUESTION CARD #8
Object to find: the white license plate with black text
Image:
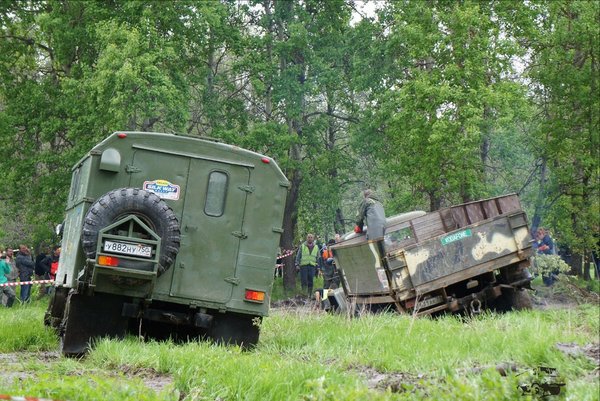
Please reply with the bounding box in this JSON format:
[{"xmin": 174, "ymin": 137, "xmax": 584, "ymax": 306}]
[{"xmin": 103, "ymin": 240, "xmax": 152, "ymax": 258}]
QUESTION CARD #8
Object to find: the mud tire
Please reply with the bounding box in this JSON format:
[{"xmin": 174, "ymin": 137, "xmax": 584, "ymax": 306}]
[
  {"xmin": 81, "ymin": 188, "xmax": 180, "ymax": 275},
  {"xmin": 209, "ymin": 314, "xmax": 261, "ymax": 349},
  {"xmin": 60, "ymin": 292, "xmax": 129, "ymax": 357},
  {"xmin": 493, "ymin": 288, "xmax": 532, "ymax": 312}
]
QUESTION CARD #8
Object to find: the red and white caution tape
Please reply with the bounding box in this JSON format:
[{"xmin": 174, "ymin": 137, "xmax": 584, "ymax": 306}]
[
  {"xmin": 0, "ymin": 280, "xmax": 54, "ymax": 287},
  {"xmin": 278, "ymin": 249, "xmax": 295, "ymax": 259},
  {"xmin": 0, "ymin": 395, "xmax": 66, "ymax": 401},
  {"xmin": 276, "ymin": 249, "xmax": 295, "ymax": 267}
]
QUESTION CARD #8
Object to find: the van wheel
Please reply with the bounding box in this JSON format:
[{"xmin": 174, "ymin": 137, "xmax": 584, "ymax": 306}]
[
  {"xmin": 82, "ymin": 188, "xmax": 181, "ymax": 275},
  {"xmin": 44, "ymin": 286, "xmax": 69, "ymax": 331},
  {"xmin": 60, "ymin": 292, "xmax": 129, "ymax": 357},
  {"xmin": 209, "ymin": 314, "xmax": 260, "ymax": 349}
]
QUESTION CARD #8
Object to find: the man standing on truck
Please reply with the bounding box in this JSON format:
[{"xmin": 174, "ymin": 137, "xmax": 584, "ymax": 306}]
[
  {"xmin": 295, "ymin": 233, "xmax": 319, "ymax": 297},
  {"xmin": 355, "ymin": 189, "xmax": 386, "ymax": 240}
]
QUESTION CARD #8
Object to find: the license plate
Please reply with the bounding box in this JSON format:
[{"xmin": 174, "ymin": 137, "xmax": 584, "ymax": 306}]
[
  {"xmin": 103, "ymin": 240, "xmax": 152, "ymax": 258},
  {"xmin": 417, "ymin": 295, "xmax": 444, "ymax": 309}
]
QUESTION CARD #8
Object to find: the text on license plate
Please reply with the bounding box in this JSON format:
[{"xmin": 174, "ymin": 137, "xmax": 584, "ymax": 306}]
[
  {"xmin": 103, "ymin": 240, "xmax": 152, "ymax": 258},
  {"xmin": 417, "ymin": 295, "xmax": 444, "ymax": 309}
]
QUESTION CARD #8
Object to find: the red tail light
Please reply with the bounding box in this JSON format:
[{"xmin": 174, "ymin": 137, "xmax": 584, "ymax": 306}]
[
  {"xmin": 98, "ymin": 255, "xmax": 120, "ymax": 267},
  {"xmin": 245, "ymin": 289, "xmax": 265, "ymax": 302}
]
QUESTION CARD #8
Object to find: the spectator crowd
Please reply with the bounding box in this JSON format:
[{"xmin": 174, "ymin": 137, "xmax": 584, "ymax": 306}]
[{"xmin": 1, "ymin": 244, "xmax": 60, "ymax": 307}]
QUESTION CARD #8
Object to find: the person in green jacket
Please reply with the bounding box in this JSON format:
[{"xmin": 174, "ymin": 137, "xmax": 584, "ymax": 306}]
[
  {"xmin": 0, "ymin": 253, "xmax": 16, "ymax": 307},
  {"xmin": 295, "ymin": 233, "xmax": 319, "ymax": 297}
]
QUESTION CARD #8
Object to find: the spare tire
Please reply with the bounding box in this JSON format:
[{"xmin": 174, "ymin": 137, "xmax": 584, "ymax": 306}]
[{"xmin": 81, "ymin": 188, "xmax": 181, "ymax": 276}]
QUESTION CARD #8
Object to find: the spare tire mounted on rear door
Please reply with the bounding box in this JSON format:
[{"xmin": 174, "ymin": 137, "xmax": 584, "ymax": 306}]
[{"xmin": 81, "ymin": 188, "xmax": 181, "ymax": 275}]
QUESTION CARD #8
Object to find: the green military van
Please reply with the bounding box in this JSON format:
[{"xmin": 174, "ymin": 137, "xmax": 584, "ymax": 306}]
[{"xmin": 45, "ymin": 132, "xmax": 289, "ymax": 356}]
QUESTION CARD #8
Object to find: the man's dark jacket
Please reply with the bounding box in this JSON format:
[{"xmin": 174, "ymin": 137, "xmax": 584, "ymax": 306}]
[{"xmin": 16, "ymin": 252, "xmax": 35, "ymax": 281}]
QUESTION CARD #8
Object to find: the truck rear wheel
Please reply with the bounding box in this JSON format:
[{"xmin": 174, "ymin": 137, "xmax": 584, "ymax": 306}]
[
  {"xmin": 209, "ymin": 314, "xmax": 260, "ymax": 349},
  {"xmin": 44, "ymin": 286, "xmax": 69, "ymax": 331},
  {"xmin": 82, "ymin": 188, "xmax": 181, "ymax": 275},
  {"xmin": 493, "ymin": 288, "xmax": 532, "ymax": 312},
  {"xmin": 60, "ymin": 292, "xmax": 129, "ymax": 357}
]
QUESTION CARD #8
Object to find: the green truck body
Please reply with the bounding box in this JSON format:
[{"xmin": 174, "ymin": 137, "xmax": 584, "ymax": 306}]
[
  {"xmin": 331, "ymin": 194, "xmax": 533, "ymax": 315},
  {"xmin": 45, "ymin": 132, "xmax": 288, "ymax": 355}
]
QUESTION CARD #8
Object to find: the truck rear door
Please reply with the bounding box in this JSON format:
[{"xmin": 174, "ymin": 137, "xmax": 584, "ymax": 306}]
[
  {"xmin": 128, "ymin": 149, "xmax": 250, "ymax": 303},
  {"xmin": 171, "ymin": 159, "xmax": 250, "ymax": 303}
]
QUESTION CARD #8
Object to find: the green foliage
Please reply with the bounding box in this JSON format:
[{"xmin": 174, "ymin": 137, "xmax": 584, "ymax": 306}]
[
  {"xmin": 525, "ymin": 0, "xmax": 600, "ymax": 254},
  {"xmin": 0, "ymin": 0, "xmax": 598, "ymax": 277},
  {"xmin": 532, "ymin": 254, "xmax": 572, "ymax": 276},
  {"xmin": 351, "ymin": 1, "xmax": 530, "ymax": 210}
]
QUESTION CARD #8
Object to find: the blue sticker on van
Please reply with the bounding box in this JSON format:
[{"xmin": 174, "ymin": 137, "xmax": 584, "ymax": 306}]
[{"xmin": 143, "ymin": 180, "xmax": 180, "ymax": 200}]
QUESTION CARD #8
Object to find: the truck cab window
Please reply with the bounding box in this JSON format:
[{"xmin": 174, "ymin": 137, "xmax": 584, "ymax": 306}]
[
  {"xmin": 384, "ymin": 226, "xmax": 414, "ymax": 252},
  {"xmin": 205, "ymin": 171, "xmax": 228, "ymax": 217}
]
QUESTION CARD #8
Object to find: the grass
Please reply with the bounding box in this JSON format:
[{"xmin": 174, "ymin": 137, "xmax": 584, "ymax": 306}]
[
  {"xmin": 271, "ymin": 274, "xmax": 325, "ymax": 301},
  {"xmin": 0, "ymin": 297, "xmax": 56, "ymax": 353},
  {"xmin": 0, "ymin": 282, "xmax": 598, "ymax": 401}
]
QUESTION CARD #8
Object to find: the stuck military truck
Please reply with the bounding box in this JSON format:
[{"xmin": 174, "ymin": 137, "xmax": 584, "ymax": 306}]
[
  {"xmin": 331, "ymin": 194, "xmax": 533, "ymax": 315},
  {"xmin": 45, "ymin": 132, "xmax": 288, "ymax": 356}
]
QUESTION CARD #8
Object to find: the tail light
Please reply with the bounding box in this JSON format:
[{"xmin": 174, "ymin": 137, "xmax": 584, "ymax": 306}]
[
  {"xmin": 245, "ymin": 289, "xmax": 265, "ymax": 303},
  {"xmin": 98, "ymin": 255, "xmax": 120, "ymax": 267}
]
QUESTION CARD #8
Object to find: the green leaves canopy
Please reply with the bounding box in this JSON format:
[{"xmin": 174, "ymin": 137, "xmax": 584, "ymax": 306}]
[{"xmin": 0, "ymin": 1, "xmax": 597, "ymax": 270}]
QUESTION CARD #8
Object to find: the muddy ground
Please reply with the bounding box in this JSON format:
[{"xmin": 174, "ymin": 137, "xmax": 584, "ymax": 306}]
[{"xmin": 271, "ymin": 275, "xmax": 600, "ymax": 311}]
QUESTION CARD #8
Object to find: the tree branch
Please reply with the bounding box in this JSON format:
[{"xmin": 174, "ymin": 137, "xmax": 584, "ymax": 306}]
[
  {"xmin": 304, "ymin": 110, "xmax": 359, "ymax": 123},
  {"xmin": 0, "ymin": 34, "xmax": 54, "ymax": 61}
]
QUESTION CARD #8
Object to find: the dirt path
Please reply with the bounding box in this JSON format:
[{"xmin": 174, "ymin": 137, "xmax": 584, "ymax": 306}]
[{"xmin": 531, "ymin": 277, "xmax": 600, "ymax": 310}]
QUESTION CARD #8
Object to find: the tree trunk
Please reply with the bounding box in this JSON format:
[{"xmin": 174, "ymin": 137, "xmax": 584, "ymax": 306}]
[
  {"xmin": 428, "ymin": 191, "xmax": 441, "ymax": 211},
  {"xmin": 263, "ymin": 0, "xmax": 273, "ymax": 118},
  {"xmin": 530, "ymin": 158, "xmax": 548, "ymax": 234},
  {"xmin": 583, "ymin": 253, "xmax": 591, "ymax": 281},
  {"xmin": 570, "ymin": 252, "xmax": 583, "ymax": 278},
  {"xmin": 281, "ymin": 143, "xmax": 302, "ymax": 293},
  {"xmin": 334, "ymin": 207, "xmax": 345, "ymax": 234}
]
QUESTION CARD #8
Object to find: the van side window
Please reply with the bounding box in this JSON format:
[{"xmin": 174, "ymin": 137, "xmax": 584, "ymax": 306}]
[
  {"xmin": 70, "ymin": 167, "xmax": 81, "ymax": 201},
  {"xmin": 205, "ymin": 171, "xmax": 228, "ymax": 217}
]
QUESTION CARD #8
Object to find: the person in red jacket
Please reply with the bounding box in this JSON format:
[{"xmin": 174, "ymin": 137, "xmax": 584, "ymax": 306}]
[{"xmin": 46, "ymin": 246, "xmax": 60, "ymax": 280}]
